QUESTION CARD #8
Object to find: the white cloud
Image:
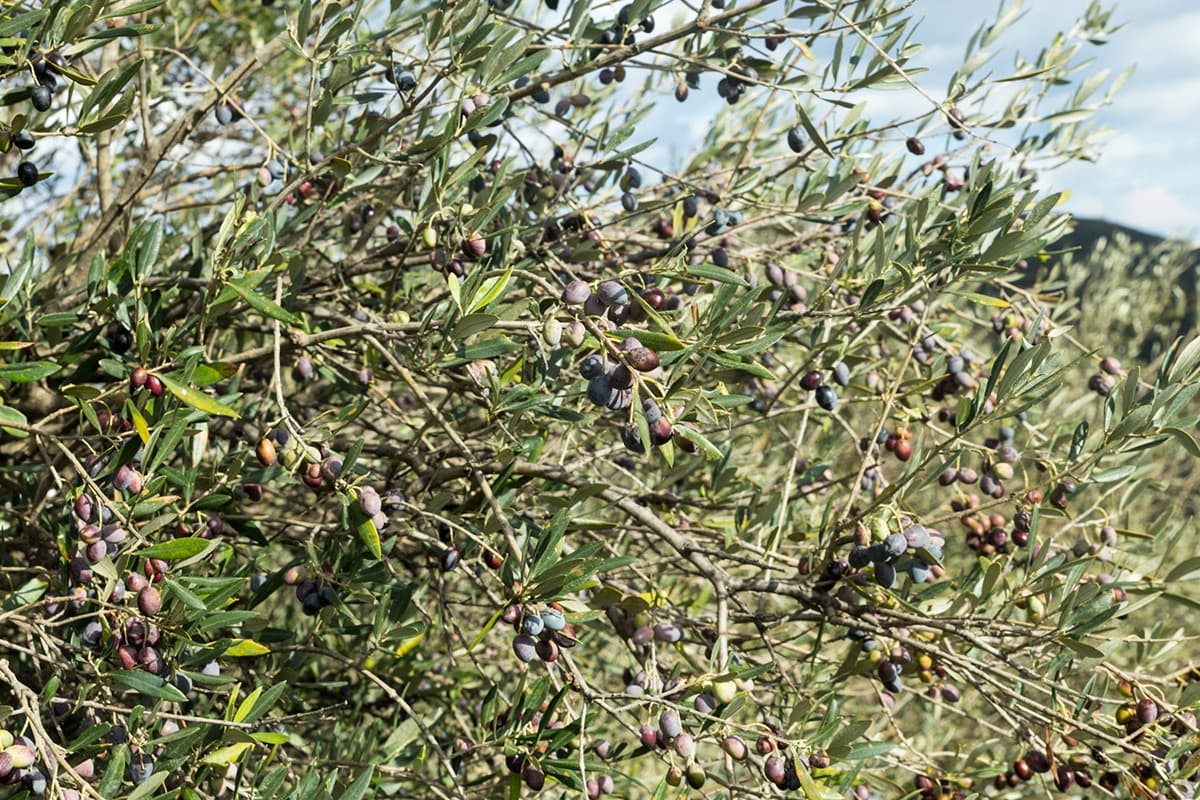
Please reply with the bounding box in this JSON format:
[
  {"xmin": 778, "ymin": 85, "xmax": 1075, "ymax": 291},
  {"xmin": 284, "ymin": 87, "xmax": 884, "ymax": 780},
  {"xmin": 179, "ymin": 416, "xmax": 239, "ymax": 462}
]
[{"xmin": 1113, "ymin": 184, "xmax": 1199, "ymax": 237}]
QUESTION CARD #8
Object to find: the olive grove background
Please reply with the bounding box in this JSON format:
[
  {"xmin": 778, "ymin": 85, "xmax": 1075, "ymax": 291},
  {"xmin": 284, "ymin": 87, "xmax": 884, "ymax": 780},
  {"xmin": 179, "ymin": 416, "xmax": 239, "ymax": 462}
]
[{"xmin": 2, "ymin": 0, "xmax": 1200, "ymax": 798}]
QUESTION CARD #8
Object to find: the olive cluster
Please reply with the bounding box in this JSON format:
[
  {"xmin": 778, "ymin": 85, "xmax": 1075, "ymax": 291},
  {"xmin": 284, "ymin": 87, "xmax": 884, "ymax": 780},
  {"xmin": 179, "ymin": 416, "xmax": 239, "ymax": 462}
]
[
  {"xmin": 563, "ymin": 279, "xmax": 696, "ymax": 454},
  {"xmin": 756, "ymin": 733, "xmax": 809, "ymax": 791},
  {"xmin": 848, "ymin": 524, "xmax": 945, "ymax": 588},
  {"xmin": 639, "ymin": 708, "xmax": 708, "ymax": 788},
  {"xmin": 71, "ymin": 493, "xmax": 125, "ymax": 573},
  {"xmin": 356, "ymin": 484, "xmax": 393, "ymax": 540},
  {"xmin": 505, "ymin": 603, "xmax": 577, "ymax": 664},
  {"xmin": 98, "ymin": 562, "xmax": 170, "ymax": 670},
  {"xmin": 283, "ymin": 566, "xmax": 338, "ymax": 617},
  {"xmin": 604, "ymin": 603, "xmax": 684, "ymax": 650},
  {"xmin": 761, "ymin": 261, "xmax": 809, "ymax": 312},
  {"xmin": 799, "ymin": 367, "xmax": 843, "ymax": 412},
  {"xmin": 496, "ymin": 697, "xmax": 615, "ymax": 794},
  {"xmin": 0, "ymin": 729, "xmax": 46, "ymax": 795},
  {"xmin": 1088, "ymin": 356, "xmax": 1122, "ymax": 397},
  {"xmin": 992, "ymin": 746, "xmax": 1089, "ymax": 792},
  {"xmin": 4, "ymin": 49, "xmax": 64, "ymax": 188},
  {"xmin": 914, "ymin": 773, "xmax": 971, "ymax": 800},
  {"xmin": 592, "ymin": 3, "xmax": 654, "ymax": 50}
]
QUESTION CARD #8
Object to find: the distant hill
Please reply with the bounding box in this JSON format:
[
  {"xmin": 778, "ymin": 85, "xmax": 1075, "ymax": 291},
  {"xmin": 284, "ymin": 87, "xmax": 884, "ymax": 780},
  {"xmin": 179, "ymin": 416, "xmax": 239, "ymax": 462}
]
[
  {"xmin": 1049, "ymin": 216, "xmax": 1200, "ymax": 362},
  {"xmin": 1053, "ymin": 216, "xmax": 1191, "ymax": 254},
  {"xmin": 1046, "ymin": 216, "xmax": 1200, "ymax": 274}
]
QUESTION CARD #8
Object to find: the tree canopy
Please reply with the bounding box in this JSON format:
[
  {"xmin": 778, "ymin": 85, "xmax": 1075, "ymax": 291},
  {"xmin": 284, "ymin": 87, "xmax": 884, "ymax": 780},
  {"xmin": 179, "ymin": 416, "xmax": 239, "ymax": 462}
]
[{"xmin": 2, "ymin": 0, "xmax": 1200, "ymax": 798}]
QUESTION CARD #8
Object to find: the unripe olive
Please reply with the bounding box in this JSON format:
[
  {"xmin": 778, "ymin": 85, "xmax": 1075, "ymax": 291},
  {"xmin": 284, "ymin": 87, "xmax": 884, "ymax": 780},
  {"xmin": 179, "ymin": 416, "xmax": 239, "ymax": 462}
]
[
  {"xmin": 4, "ymin": 744, "xmax": 34, "ymax": 769},
  {"xmin": 542, "ymin": 318, "xmax": 563, "ymax": 347},
  {"xmin": 255, "ymin": 438, "xmax": 276, "ymax": 470}
]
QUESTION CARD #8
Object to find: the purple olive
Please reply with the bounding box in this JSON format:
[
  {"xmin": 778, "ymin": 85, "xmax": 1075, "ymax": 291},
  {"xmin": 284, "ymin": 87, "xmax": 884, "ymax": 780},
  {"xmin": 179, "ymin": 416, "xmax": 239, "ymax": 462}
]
[
  {"xmin": 540, "ymin": 607, "xmax": 566, "ymax": 630},
  {"xmin": 70, "ymin": 556, "xmax": 92, "ymax": 584},
  {"xmin": 535, "ymin": 639, "xmax": 559, "ymax": 662},
  {"xmin": 138, "ymin": 585, "xmax": 162, "ymax": 616},
  {"xmin": 648, "ymin": 417, "xmax": 673, "ymax": 446},
  {"xmin": 113, "ymin": 464, "xmax": 134, "ymax": 490},
  {"xmin": 358, "ymin": 488, "xmax": 382, "ymax": 517},
  {"xmin": 723, "ymin": 735, "xmax": 748, "ymax": 760},
  {"xmin": 462, "ymin": 233, "xmax": 487, "ymax": 259},
  {"xmin": 658, "ymin": 708, "xmax": 682, "ymax": 739},
  {"xmin": 293, "ymin": 357, "xmax": 315, "ymax": 381},
  {"xmin": 764, "ymin": 755, "xmax": 786, "ymax": 784},
  {"xmin": 639, "ymin": 725, "xmax": 657, "ymax": 748},
  {"xmin": 627, "ymin": 348, "xmax": 659, "ymax": 372},
  {"xmin": 596, "ymin": 281, "xmax": 628, "ymax": 307},
  {"xmin": 673, "ymin": 732, "xmax": 696, "ymax": 758},
  {"xmin": 85, "ymin": 540, "xmax": 106, "ymax": 563},
  {"xmin": 621, "ymin": 424, "xmax": 646, "ymax": 454},
  {"xmin": 117, "ymin": 645, "xmax": 138, "ymax": 669},
  {"xmin": 17, "ymin": 160, "xmax": 39, "ymax": 186},
  {"xmin": 522, "ymin": 765, "xmax": 545, "ymax": 791},
  {"xmin": 653, "ymin": 622, "xmax": 682, "ymax": 643},
  {"xmin": 562, "ymin": 280, "xmax": 591, "ymax": 305},
  {"xmin": 587, "ymin": 374, "xmax": 612, "ymax": 406},
  {"xmin": 101, "ymin": 524, "xmax": 127, "ymax": 544},
  {"xmin": 513, "ymin": 634, "xmax": 538, "ymax": 662},
  {"xmin": 74, "ymin": 493, "xmax": 95, "ymax": 522}
]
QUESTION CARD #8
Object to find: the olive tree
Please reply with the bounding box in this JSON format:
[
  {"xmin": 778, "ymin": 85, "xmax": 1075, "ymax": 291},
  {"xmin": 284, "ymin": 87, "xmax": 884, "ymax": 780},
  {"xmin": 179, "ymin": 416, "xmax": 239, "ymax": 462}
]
[{"xmin": 1, "ymin": 0, "xmax": 1199, "ymax": 798}]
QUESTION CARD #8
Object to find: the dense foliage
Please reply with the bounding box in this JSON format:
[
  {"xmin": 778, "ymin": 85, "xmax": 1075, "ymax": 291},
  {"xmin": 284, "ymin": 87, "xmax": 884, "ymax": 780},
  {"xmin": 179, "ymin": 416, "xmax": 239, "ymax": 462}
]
[{"xmin": 2, "ymin": 0, "xmax": 1199, "ymax": 798}]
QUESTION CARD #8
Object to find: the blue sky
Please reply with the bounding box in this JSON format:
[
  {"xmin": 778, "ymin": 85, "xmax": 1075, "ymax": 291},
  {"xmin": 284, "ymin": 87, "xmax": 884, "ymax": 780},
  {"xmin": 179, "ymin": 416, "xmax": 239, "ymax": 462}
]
[{"xmin": 638, "ymin": 0, "xmax": 1197, "ymax": 242}]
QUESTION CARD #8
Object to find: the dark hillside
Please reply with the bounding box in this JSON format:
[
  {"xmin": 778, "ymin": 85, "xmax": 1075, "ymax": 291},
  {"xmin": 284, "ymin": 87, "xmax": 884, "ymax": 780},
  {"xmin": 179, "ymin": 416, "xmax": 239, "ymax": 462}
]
[{"xmin": 1051, "ymin": 216, "xmax": 1200, "ymax": 361}]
